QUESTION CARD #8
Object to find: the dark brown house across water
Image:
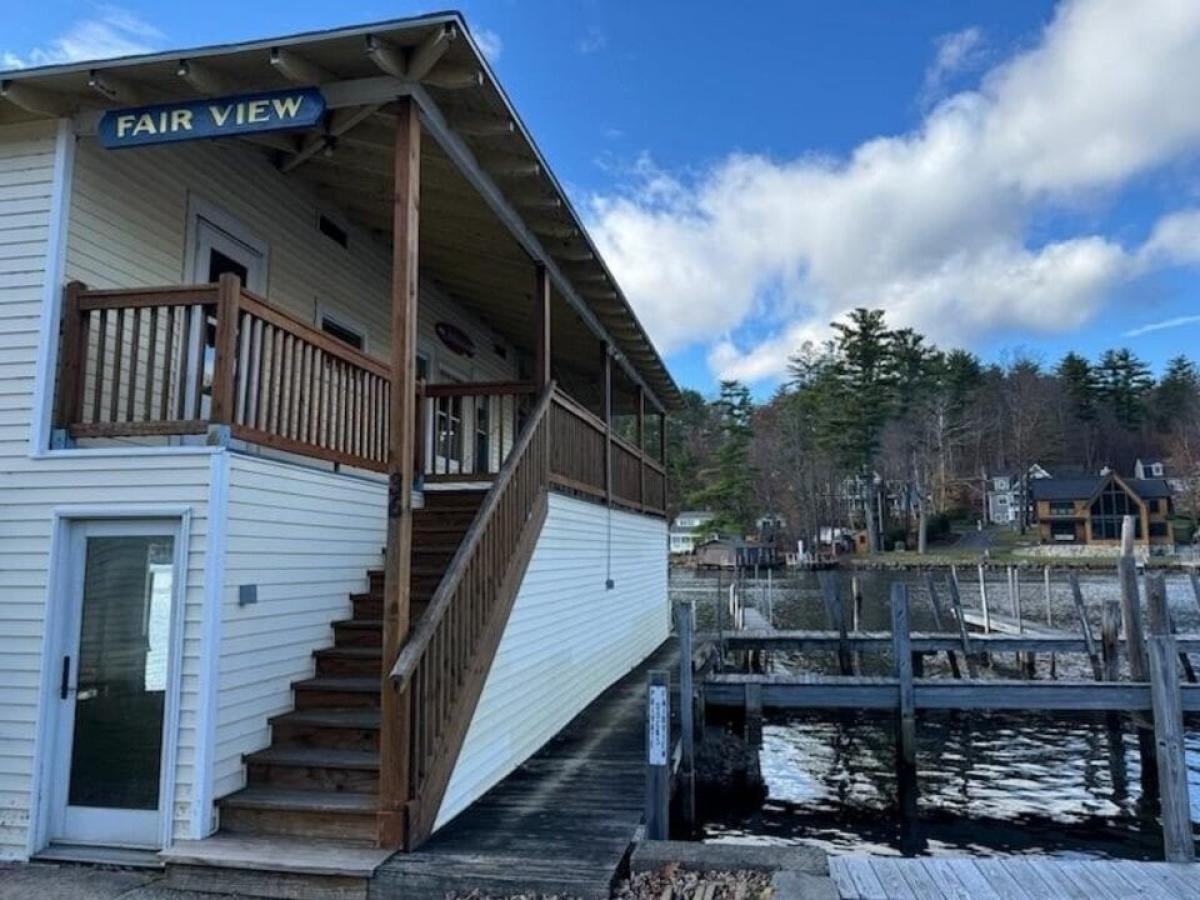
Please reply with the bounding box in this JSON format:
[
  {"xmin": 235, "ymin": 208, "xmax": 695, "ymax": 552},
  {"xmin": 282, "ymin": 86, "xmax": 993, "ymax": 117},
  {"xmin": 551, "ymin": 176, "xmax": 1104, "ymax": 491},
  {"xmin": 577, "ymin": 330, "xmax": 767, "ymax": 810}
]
[{"xmin": 1030, "ymin": 472, "xmax": 1174, "ymax": 548}]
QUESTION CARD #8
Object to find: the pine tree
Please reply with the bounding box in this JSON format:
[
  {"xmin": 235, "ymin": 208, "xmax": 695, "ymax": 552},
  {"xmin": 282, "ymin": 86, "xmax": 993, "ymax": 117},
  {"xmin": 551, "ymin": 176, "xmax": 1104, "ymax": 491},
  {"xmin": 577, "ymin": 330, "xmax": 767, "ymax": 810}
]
[
  {"xmin": 688, "ymin": 380, "xmax": 756, "ymax": 534},
  {"xmin": 1056, "ymin": 352, "xmax": 1098, "ymax": 423},
  {"xmin": 1096, "ymin": 348, "xmax": 1154, "ymax": 431},
  {"xmin": 1154, "ymin": 355, "xmax": 1200, "ymax": 432}
]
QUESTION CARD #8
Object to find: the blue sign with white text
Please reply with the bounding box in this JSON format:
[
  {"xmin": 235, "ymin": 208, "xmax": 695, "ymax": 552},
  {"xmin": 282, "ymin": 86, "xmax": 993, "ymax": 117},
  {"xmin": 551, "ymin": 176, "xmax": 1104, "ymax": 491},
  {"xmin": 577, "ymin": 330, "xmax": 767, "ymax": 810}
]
[{"xmin": 99, "ymin": 88, "xmax": 325, "ymax": 149}]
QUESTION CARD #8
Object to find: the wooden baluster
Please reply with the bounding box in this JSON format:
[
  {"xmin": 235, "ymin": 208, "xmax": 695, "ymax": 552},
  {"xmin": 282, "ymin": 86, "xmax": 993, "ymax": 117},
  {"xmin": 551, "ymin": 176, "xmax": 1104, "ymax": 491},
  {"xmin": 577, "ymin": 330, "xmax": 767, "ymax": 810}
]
[
  {"xmin": 234, "ymin": 311, "xmax": 251, "ymax": 425},
  {"xmin": 160, "ymin": 305, "xmax": 175, "ymax": 421},
  {"xmin": 109, "ymin": 307, "xmax": 125, "ymax": 423},
  {"xmin": 192, "ymin": 305, "xmax": 209, "ymax": 421},
  {"xmin": 125, "ymin": 308, "xmax": 141, "ymax": 423},
  {"xmin": 93, "ymin": 307, "xmax": 108, "ymax": 423},
  {"xmin": 143, "ymin": 306, "xmax": 158, "ymax": 422},
  {"xmin": 210, "ymin": 274, "xmax": 241, "ymax": 427}
]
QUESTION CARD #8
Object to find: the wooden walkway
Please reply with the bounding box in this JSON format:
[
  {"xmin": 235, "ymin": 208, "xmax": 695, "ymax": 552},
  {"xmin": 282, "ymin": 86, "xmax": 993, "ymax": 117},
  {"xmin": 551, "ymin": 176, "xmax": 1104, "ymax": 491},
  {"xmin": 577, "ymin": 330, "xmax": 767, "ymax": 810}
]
[
  {"xmin": 372, "ymin": 641, "xmax": 677, "ymax": 900},
  {"xmin": 829, "ymin": 856, "xmax": 1200, "ymax": 899}
]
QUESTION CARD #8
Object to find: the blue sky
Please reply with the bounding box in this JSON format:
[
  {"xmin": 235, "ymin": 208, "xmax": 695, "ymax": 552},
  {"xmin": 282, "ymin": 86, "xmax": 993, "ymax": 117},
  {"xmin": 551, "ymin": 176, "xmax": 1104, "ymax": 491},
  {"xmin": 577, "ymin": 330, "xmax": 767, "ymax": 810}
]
[{"xmin": 6, "ymin": 1, "xmax": 1200, "ymax": 397}]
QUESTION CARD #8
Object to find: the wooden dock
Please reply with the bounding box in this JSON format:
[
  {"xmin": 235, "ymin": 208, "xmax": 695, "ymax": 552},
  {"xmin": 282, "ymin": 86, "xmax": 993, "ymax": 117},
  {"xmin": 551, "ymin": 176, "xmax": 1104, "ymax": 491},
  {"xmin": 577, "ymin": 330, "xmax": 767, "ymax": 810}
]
[
  {"xmin": 828, "ymin": 855, "xmax": 1200, "ymax": 899},
  {"xmin": 372, "ymin": 641, "xmax": 678, "ymax": 899}
]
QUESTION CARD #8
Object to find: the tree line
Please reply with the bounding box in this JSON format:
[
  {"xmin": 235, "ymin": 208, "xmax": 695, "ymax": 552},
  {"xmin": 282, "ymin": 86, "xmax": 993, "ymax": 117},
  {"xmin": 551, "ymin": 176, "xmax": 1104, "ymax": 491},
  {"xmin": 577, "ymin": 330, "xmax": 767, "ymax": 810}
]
[{"xmin": 667, "ymin": 308, "xmax": 1200, "ymax": 552}]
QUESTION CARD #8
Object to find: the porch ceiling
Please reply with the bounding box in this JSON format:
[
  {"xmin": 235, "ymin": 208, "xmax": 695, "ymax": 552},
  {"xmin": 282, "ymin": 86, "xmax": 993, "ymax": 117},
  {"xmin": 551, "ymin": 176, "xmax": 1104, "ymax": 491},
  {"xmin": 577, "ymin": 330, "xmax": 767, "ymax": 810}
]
[{"xmin": 0, "ymin": 13, "xmax": 680, "ymax": 410}]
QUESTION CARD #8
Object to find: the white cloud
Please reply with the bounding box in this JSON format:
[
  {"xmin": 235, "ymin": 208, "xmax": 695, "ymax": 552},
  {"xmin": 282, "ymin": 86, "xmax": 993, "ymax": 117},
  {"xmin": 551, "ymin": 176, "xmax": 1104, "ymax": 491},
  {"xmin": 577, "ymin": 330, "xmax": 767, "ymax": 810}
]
[
  {"xmin": 586, "ymin": 0, "xmax": 1200, "ymax": 384},
  {"xmin": 922, "ymin": 27, "xmax": 986, "ymax": 103},
  {"xmin": 473, "ymin": 26, "xmax": 503, "ymax": 63},
  {"xmin": 2, "ymin": 7, "xmax": 162, "ymax": 69},
  {"xmin": 1124, "ymin": 314, "xmax": 1200, "ymax": 337}
]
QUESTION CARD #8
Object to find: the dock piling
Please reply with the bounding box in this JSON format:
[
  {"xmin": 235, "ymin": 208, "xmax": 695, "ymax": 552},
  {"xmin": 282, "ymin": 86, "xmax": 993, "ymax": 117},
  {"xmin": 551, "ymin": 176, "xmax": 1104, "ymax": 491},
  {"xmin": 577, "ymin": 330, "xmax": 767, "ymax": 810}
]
[
  {"xmin": 819, "ymin": 571, "xmax": 852, "ymax": 675},
  {"xmin": 644, "ymin": 670, "xmax": 670, "ymax": 841},
  {"xmin": 945, "ymin": 569, "xmax": 980, "ymax": 678},
  {"xmin": 925, "ymin": 573, "xmax": 962, "ymax": 678},
  {"xmin": 891, "ymin": 583, "xmax": 916, "ymax": 767},
  {"xmin": 675, "ymin": 602, "xmax": 696, "ymax": 832},
  {"xmin": 1118, "ymin": 516, "xmax": 1149, "ymax": 682},
  {"xmin": 1145, "ymin": 574, "xmax": 1195, "ymax": 863},
  {"xmin": 1068, "ymin": 572, "xmax": 1104, "ymax": 681}
]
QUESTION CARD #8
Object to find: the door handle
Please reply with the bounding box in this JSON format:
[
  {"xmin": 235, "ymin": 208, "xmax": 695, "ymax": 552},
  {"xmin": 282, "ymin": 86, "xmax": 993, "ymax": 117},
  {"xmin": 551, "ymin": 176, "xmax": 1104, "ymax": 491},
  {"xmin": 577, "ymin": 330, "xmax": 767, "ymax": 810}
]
[{"xmin": 60, "ymin": 655, "xmax": 71, "ymax": 700}]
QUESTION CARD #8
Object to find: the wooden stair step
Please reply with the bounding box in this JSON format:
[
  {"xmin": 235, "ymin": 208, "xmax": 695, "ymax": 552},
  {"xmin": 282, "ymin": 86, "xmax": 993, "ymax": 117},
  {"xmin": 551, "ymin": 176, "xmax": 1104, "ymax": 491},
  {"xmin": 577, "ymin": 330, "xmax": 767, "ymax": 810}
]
[
  {"xmin": 268, "ymin": 708, "xmax": 381, "ymax": 750},
  {"xmin": 332, "ymin": 619, "xmax": 382, "ymax": 648},
  {"xmin": 222, "ymin": 787, "xmax": 379, "ymax": 814},
  {"xmin": 246, "ymin": 745, "xmax": 379, "ymax": 770},
  {"xmin": 315, "ymin": 645, "xmax": 383, "ymax": 677},
  {"xmin": 218, "ymin": 787, "xmax": 379, "ymax": 841},
  {"xmin": 270, "ymin": 709, "xmax": 380, "ymax": 731},
  {"xmin": 292, "ymin": 676, "xmax": 380, "ymax": 709},
  {"xmin": 162, "ymin": 833, "xmax": 391, "ymax": 877}
]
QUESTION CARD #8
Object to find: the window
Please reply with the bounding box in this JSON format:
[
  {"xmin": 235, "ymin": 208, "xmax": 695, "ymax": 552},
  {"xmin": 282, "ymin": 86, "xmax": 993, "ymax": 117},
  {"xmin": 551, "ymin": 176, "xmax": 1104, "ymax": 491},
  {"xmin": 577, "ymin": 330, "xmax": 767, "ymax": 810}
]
[
  {"xmin": 1090, "ymin": 481, "xmax": 1140, "ymax": 540},
  {"xmin": 1048, "ymin": 500, "xmax": 1074, "ymax": 516},
  {"xmin": 1051, "ymin": 522, "xmax": 1077, "ymax": 542},
  {"xmin": 1149, "ymin": 521, "xmax": 1169, "ymax": 538},
  {"xmin": 317, "ymin": 306, "xmax": 367, "ymax": 352}
]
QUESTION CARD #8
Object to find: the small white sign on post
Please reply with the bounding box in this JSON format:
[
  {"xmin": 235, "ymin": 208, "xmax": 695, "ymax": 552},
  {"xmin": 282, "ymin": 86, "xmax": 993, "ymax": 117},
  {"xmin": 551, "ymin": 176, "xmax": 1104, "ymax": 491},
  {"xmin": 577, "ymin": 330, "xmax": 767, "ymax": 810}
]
[{"xmin": 647, "ymin": 683, "xmax": 669, "ymax": 766}]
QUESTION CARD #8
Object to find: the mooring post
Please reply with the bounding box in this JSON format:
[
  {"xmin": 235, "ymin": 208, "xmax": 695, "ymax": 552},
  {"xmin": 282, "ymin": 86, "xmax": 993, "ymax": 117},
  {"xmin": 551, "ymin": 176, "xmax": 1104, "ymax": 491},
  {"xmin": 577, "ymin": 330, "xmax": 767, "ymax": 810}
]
[
  {"xmin": 1068, "ymin": 572, "xmax": 1105, "ymax": 681},
  {"xmin": 1119, "ymin": 516, "xmax": 1149, "ymax": 682},
  {"xmin": 1145, "ymin": 574, "xmax": 1195, "ymax": 863},
  {"xmin": 1191, "ymin": 572, "xmax": 1200, "ymax": 614},
  {"xmin": 1101, "ymin": 589, "xmax": 1121, "ymax": 682},
  {"xmin": 819, "ymin": 571, "xmax": 852, "ymax": 675},
  {"xmin": 676, "ymin": 602, "xmax": 696, "ymax": 832},
  {"xmin": 891, "ymin": 583, "xmax": 916, "ymax": 767},
  {"xmin": 925, "ymin": 573, "xmax": 962, "ymax": 678},
  {"xmin": 644, "ymin": 669, "xmax": 670, "ymax": 841},
  {"xmin": 851, "ymin": 574, "xmax": 864, "ymax": 673},
  {"xmin": 945, "ymin": 569, "xmax": 980, "ymax": 678},
  {"xmin": 744, "ymin": 682, "xmax": 763, "ymax": 746},
  {"xmin": 978, "ymin": 564, "xmax": 991, "ymax": 634},
  {"xmin": 1045, "ymin": 566, "xmax": 1057, "ymax": 679}
]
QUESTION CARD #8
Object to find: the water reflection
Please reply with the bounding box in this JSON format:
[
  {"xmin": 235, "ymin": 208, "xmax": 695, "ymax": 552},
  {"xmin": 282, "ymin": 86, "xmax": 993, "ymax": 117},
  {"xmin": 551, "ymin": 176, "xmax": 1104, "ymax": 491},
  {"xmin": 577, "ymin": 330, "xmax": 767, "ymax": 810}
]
[{"xmin": 675, "ymin": 567, "xmax": 1200, "ymax": 858}]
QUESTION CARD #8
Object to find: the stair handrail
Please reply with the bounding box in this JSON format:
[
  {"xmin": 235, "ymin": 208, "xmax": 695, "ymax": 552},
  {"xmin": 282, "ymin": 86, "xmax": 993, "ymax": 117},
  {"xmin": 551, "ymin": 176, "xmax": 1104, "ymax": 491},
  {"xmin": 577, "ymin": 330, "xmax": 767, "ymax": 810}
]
[{"xmin": 390, "ymin": 380, "xmax": 556, "ymax": 688}]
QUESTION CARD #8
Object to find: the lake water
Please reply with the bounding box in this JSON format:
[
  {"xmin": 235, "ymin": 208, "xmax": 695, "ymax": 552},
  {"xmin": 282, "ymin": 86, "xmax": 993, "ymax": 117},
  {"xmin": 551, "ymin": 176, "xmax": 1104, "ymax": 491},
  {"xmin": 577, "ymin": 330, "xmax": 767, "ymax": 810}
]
[{"xmin": 671, "ymin": 567, "xmax": 1200, "ymax": 859}]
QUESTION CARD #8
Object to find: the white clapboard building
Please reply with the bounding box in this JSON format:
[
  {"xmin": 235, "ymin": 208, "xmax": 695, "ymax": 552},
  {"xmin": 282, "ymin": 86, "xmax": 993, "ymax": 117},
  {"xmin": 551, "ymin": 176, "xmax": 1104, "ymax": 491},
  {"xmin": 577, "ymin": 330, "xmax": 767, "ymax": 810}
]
[{"xmin": 0, "ymin": 13, "xmax": 676, "ymax": 879}]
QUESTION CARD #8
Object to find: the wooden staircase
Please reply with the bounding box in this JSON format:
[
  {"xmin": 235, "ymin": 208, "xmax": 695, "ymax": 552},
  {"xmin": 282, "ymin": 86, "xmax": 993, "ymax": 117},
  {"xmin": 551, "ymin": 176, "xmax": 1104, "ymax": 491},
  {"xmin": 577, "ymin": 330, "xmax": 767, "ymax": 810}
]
[{"xmin": 214, "ymin": 489, "xmax": 486, "ymax": 843}]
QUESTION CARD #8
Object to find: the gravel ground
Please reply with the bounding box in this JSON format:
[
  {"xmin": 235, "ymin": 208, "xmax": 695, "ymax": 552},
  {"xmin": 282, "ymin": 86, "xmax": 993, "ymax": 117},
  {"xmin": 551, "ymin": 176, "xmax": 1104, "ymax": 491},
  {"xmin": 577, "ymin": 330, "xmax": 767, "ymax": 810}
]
[{"xmin": 615, "ymin": 864, "xmax": 774, "ymax": 900}]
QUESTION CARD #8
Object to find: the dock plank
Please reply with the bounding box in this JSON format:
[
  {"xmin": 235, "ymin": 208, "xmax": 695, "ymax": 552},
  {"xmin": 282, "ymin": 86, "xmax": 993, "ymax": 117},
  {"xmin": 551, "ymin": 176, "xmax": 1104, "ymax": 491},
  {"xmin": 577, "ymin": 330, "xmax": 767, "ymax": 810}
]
[
  {"xmin": 372, "ymin": 641, "xmax": 677, "ymax": 900},
  {"xmin": 828, "ymin": 858, "xmax": 1200, "ymax": 899}
]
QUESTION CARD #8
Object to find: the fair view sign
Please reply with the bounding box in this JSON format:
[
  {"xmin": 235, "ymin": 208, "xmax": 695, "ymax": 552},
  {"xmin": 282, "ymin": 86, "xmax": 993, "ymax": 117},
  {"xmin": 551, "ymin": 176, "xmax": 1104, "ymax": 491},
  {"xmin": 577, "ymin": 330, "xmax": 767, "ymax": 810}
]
[{"xmin": 98, "ymin": 88, "xmax": 325, "ymax": 149}]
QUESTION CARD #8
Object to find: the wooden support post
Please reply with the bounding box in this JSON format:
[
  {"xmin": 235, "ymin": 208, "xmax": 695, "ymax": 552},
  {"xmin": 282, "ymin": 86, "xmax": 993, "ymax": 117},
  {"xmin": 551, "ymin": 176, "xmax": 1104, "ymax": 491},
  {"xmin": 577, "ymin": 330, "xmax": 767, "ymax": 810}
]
[
  {"xmin": 637, "ymin": 386, "xmax": 645, "ymax": 508},
  {"xmin": 1068, "ymin": 573, "xmax": 1105, "ymax": 682},
  {"xmin": 55, "ymin": 282, "xmax": 87, "ymax": 430},
  {"xmin": 645, "ymin": 670, "xmax": 670, "ymax": 841},
  {"xmin": 977, "ymin": 564, "xmax": 991, "ymax": 634},
  {"xmin": 1145, "ymin": 574, "xmax": 1195, "ymax": 863},
  {"xmin": 1101, "ymin": 591, "xmax": 1121, "ymax": 682},
  {"xmin": 1044, "ymin": 566, "xmax": 1056, "ymax": 679},
  {"xmin": 891, "ymin": 583, "xmax": 916, "ymax": 767},
  {"xmin": 819, "ymin": 571, "xmax": 852, "ymax": 675},
  {"xmin": 676, "ymin": 602, "xmax": 696, "ymax": 832},
  {"xmin": 945, "ymin": 570, "xmax": 980, "ymax": 678},
  {"xmin": 925, "ymin": 574, "xmax": 962, "ymax": 678},
  {"xmin": 602, "ymin": 345, "xmax": 612, "ymax": 508},
  {"xmin": 1119, "ymin": 515, "xmax": 1149, "ymax": 683},
  {"xmin": 379, "ymin": 96, "xmax": 421, "ymax": 849},
  {"xmin": 744, "ymin": 682, "xmax": 763, "ymax": 745},
  {"xmin": 208, "ymin": 273, "xmax": 241, "ymax": 427},
  {"xmin": 533, "ymin": 264, "xmax": 551, "ymax": 391}
]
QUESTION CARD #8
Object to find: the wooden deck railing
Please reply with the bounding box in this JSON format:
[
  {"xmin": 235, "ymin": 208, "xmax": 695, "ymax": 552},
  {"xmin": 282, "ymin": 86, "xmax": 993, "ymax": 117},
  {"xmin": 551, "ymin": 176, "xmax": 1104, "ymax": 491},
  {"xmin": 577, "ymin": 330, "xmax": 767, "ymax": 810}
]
[
  {"xmin": 420, "ymin": 381, "xmax": 536, "ymax": 480},
  {"xmin": 55, "ymin": 278, "xmax": 667, "ymax": 514},
  {"xmin": 56, "ymin": 276, "xmax": 391, "ymax": 471},
  {"xmin": 390, "ymin": 382, "xmax": 554, "ymax": 845},
  {"xmin": 548, "ymin": 390, "xmax": 667, "ymax": 515}
]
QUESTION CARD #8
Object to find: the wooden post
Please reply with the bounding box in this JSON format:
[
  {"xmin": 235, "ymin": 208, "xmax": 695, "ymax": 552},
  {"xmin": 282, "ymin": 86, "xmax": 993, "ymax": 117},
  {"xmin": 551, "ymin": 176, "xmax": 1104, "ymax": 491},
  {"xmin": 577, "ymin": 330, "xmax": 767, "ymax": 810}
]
[
  {"xmin": 1044, "ymin": 566, "xmax": 1057, "ymax": 679},
  {"xmin": 744, "ymin": 682, "xmax": 763, "ymax": 745},
  {"xmin": 891, "ymin": 583, "xmax": 916, "ymax": 767},
  {"xmin": 1101, "ymin": 591, "xmax": 1121, "ymax": 682},
  {"xmin": 819, "ymin": 571, "xmax": 852, "ymax": 675},
  {"xmin": 208, "ymin": 273, "xmax": 241, "ymax": 427},
  {"xmin": 1119, "ymin": 515, "xmax": 1149, "ymax": 682},
  {"xmin": 977, "ymin": 564, "xmax": 991, "ymax": 634},
  {"xmin": 645, "ymin": 670, "xmax": 670, "ymax": 841},
  {"xmin": 925, "ymin": 573, "xmax": 962, "ymax": 678},
  {"xmin": 1068, "ymin": 573, "xmax": 1105, "ymax": 681},
  {"xmin": 602, "ymin": 345, "xmax": 612, "ymax": 508},
  {"xmin": 944, "ymin": 570, "xmax": 979, "ymax": 678},
  {"xmin": 533, "ymin": 263, "xmax": 551, "ymax": 391},
  {"xmin": 55, "ymin": 281, "xmax": 87, "ymax": 430},
  {"xmin": 676, "ymin": 602, "xmax": 696, "ymax": 832},
  {"xmin": 637, "ymin": 386, "xmax": 646, "ymax": 508},
  {"xmin": 1145, "ymin": 574, "xmax": 1195, "ymax": 863},
  {"xmin": 379, "ymin": 96, "xmax": 421, "ymax": 849}
]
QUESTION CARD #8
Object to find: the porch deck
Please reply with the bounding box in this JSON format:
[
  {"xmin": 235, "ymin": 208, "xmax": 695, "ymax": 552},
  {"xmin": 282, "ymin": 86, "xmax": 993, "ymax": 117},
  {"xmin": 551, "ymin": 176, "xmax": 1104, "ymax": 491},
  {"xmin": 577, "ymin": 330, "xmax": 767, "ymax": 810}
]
[{"xmin": 371, "ymin": 639, "xmax": 678, "ymax": 899}]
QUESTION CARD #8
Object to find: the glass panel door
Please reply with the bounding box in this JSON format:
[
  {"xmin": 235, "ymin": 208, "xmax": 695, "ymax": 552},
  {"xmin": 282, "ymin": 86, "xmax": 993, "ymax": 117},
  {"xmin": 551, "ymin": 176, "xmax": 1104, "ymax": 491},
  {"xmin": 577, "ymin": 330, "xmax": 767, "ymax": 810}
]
[{"xmin": 52, "ymin": 521, "xmax": 178, "ymax": 848}]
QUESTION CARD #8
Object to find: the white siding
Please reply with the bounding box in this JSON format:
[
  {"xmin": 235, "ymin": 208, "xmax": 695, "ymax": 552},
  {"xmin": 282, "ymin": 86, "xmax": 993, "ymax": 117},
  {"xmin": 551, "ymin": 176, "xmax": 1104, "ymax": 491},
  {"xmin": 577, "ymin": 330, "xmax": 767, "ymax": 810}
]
[
  {"xmin": 213, "ymin": 455, "xmax": 387, "ymax": 803},
  {"xmin": 435, "ymin": 494, "xmax": 669, "ymax": 828},
  {"xmin": 66, "ymin": 136, "xmax": 517, "ymax": 386}
]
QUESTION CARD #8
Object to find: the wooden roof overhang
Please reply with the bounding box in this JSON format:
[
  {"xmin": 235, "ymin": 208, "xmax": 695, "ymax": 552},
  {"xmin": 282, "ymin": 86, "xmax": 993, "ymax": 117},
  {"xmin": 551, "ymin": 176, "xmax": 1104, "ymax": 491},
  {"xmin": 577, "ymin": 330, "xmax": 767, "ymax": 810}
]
[{"xmin": 0, "ymin": 12, "xmax": 680, "ymax": 411}]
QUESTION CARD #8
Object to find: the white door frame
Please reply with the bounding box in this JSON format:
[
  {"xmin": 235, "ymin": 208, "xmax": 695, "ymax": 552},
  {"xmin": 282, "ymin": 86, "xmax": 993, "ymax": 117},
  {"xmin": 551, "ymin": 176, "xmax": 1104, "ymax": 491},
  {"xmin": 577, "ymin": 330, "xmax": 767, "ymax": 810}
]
[{"xmin": 31, "ymin": 506, "xmax": 191, "ymax": 853}]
